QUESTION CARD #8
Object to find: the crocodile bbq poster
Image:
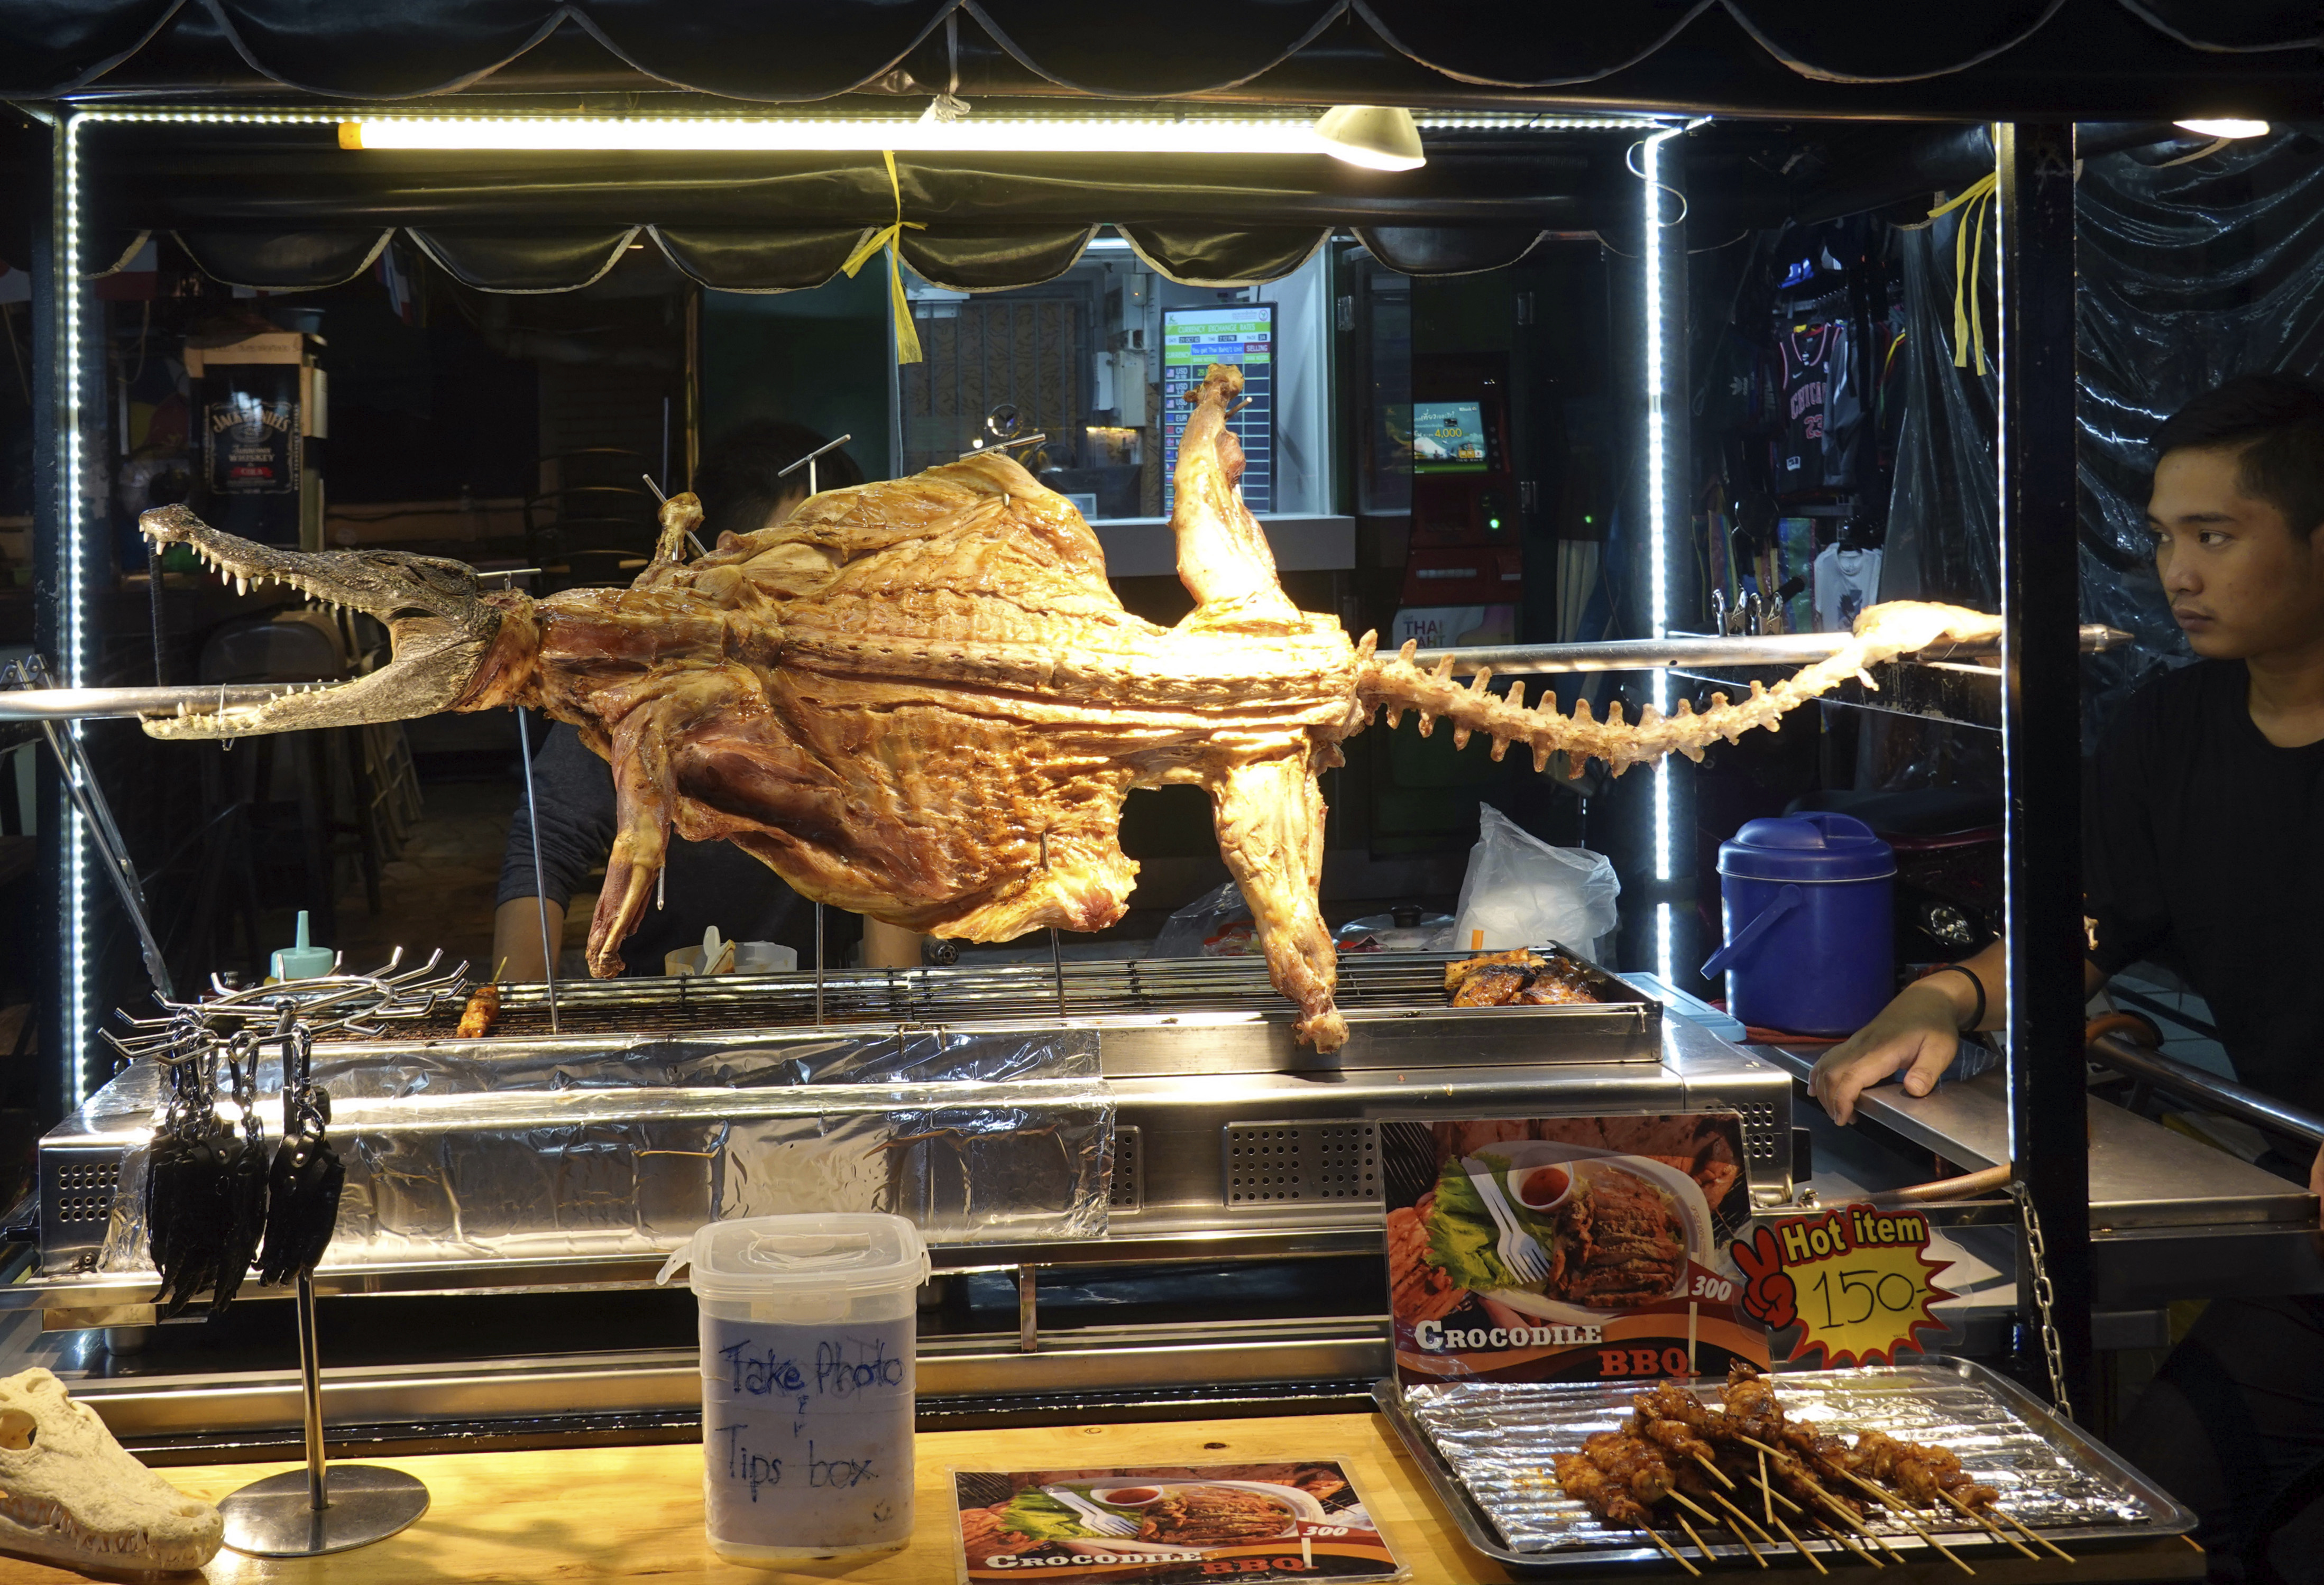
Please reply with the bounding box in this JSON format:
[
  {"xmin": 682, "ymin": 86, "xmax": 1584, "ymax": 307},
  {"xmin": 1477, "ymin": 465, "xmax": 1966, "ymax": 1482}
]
[
  {"xmin": 952, "ymin": 1462, "xmax": 1406, "ymax": 1582},
  {"xmin": 1383, "ymin": 1116, "xmax": 1770, "ymax": 1384}
]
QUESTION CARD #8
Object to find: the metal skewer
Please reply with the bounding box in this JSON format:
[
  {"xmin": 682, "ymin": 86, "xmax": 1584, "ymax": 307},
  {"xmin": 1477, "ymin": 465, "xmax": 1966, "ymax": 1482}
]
[
  {"xmin": 514, "ymin": 708, "xmax": 558, "ymax": 1034},
  {"xmin": 639, "ymin": 474, "xmax": 709, "ymax": 559},
  {"xmin": 0, "ymin": 624, "xmax": 2140, "ymax": 725},
  {"xmin": 777, "ymin": 434, "xmax": 853, "ymax": 501},
  {"xmin": 1409, "ymin": 622, "xmax": 2130, "ymax": 679},
  {"xmin": 1039, "ymin": 831, "xmax": 1065, "ymax": 1020}
]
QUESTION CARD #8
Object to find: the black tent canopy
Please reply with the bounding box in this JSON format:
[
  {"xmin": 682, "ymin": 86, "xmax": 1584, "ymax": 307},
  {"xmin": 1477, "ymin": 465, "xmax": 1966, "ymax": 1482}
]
[
  {"xmin": 2, "ymin": 0, "xmax": 2315, "ymax": 113},
  {"xmin": 72, "ymin": 116, "xmax": 1665, "ymax": 292}
]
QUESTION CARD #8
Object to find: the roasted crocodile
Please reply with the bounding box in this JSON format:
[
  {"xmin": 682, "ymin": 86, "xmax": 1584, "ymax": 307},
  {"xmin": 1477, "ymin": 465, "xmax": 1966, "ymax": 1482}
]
[{"xmin": 137, "ymin": 364, "xmax": 2000, "ymax": 1049}]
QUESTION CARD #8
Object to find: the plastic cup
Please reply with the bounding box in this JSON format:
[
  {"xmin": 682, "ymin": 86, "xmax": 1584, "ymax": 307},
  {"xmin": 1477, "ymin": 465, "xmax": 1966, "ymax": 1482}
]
[{"xmin": 657, "ymin": 1214, "xmax": 928, "ymax": 1565}]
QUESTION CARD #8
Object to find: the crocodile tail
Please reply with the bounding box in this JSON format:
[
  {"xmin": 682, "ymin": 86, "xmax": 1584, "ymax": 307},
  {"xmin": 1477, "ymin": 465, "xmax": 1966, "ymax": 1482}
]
[{"xmin": 1350, "ymin": 600, "xmax": 2005, "ymax": 776}]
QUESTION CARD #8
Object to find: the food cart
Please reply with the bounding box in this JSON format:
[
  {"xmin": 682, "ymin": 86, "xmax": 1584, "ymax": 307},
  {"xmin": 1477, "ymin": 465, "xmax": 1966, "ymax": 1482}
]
[{"xmin": 0, "ymin": 2, "xmax": 2317, "ymax": 1578}]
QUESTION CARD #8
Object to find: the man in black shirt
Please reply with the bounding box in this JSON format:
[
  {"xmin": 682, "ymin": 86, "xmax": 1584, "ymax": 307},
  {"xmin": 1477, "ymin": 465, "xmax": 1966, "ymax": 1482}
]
[
  {"xmin": 493, "ymin": 420, "xmax": 918, "ymax": 978},
  {"xmin": 1810, "ymin": 373, "xmax": 2324, "ymax": 1576}
]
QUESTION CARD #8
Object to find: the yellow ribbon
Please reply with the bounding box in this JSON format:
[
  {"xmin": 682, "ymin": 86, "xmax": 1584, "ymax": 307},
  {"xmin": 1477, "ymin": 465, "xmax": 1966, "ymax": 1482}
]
[
  {"xmin": 842, "ymin": 150, "xmax": 926, "ymax": 366},
  {"xmin": 1928, "ymin": 173, "xmax": 1997, "ymax": 377}
]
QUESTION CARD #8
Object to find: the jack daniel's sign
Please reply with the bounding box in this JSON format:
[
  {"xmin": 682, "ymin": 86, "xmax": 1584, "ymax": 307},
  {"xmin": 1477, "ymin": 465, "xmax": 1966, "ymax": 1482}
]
[{"xmin": 202, "ymin": 385, "xmax": 299, "ymax": 496}]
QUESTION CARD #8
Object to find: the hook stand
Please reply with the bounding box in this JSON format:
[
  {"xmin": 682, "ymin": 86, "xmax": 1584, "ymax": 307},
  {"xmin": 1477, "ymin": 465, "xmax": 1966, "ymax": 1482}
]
[{"xmin": 217, "ymin": 1273, "xmax": 429, "ymax": 1556}]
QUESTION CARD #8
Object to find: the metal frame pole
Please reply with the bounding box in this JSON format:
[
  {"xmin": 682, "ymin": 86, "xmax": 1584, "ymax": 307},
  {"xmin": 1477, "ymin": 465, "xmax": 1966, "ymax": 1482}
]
[{"xmin": 1995, "ymin": 121, "xmax": 2094, "ymax": 1415}]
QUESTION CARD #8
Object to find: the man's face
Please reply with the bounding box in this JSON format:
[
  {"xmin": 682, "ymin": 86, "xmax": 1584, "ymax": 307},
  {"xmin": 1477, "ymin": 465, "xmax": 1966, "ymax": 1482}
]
[{"xmin": 2147, "ymin": 445, "xmax": 2324, "ymax": 660}]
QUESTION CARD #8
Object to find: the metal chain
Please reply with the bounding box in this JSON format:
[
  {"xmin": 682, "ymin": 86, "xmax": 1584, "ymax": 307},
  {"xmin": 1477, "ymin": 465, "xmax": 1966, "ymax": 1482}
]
[{"xmin": 2013, "ymin": 1180, "xmax": 2075, "ymax": 1422}]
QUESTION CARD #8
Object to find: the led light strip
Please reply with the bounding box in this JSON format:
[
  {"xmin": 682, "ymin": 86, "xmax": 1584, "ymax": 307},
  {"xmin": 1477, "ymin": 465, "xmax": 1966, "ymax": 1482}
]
[
  {"xmin": 1641, "ymin": 124, "xmax": 1685, "ymax": 987},
  {"xmin": 57, "ymin": 109, "xmax": 346, "ymax": 1101},
  {"xmin": 51, "ymin": 102, "xmax": 1674, "ymax": 1095},
  {"xmin": 59, "ymin": 112, "xmax": 81, "ymax": 1106}
]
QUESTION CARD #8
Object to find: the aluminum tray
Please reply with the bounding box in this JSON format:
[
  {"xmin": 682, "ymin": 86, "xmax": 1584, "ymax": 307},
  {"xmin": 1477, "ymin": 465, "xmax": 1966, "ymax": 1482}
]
[{"xmin": 1375, "ymin": 1358, "xmax": 2192, "ymax": 1574}]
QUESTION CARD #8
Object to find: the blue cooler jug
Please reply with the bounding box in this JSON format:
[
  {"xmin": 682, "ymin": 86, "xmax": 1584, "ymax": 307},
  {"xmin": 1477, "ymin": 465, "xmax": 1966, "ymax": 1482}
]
[{"xmin": 1700, "ymin": 813, "xmax": 1895, "ymax": 1036}]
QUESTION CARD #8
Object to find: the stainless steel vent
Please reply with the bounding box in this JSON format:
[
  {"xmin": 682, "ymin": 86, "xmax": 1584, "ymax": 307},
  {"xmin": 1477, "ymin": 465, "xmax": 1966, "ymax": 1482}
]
[
  {"xmin": 1729, "ymin": 1098, "xmax": 1784, "ymax": 1165},
  {"xmin": 53, "ymin": 1160, "xmax": 115, "ymax": 1223},
  {"xmin": 1109, "ymin": 1126, "xmax": 1142, "ymax": 1212},
  {"xmin": 1224, "ymin": 1122, "xmax": 1380, "ymax": 1207}
]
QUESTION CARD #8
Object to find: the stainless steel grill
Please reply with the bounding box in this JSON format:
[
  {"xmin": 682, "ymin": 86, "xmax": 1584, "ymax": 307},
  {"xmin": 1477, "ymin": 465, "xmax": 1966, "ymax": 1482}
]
[{"xmin": 374, "ymin": 949, "xmax": 1651, "ymax": 1046}]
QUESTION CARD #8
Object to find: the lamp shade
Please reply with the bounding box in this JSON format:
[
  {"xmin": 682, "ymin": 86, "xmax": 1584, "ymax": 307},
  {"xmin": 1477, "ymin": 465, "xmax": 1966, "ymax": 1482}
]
[{"xmin": 1314, "ymin": 105, "xmax": 1426, "ymax": 172}]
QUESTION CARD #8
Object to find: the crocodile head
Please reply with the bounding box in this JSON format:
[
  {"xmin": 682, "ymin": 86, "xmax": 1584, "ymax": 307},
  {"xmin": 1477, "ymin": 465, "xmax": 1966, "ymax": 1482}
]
[
  {"xmin": 0, "ymin": 1368, "xmax": 222, "ymax": 1571},
  {"xmin": 139, "ymin": 504, "xmax": 505, "ymax": 739}
]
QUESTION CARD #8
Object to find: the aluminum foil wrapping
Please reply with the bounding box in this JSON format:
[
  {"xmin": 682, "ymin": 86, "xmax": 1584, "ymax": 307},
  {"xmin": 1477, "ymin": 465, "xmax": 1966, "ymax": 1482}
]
[
  {"xmin": 96, "ymin": 1030, "xmax": 1108, "ymax": 1272},
  {"xmin": 1403, "ymin": 1366, "xmax": 2176, "ymax": 1555}
]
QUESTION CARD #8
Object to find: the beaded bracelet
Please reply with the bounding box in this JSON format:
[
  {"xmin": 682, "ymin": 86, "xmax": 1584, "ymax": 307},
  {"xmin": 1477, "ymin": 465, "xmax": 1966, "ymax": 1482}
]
[{"xmin": 1921, "ymin": 963, "xmax": 1987, "ymax": 1033}]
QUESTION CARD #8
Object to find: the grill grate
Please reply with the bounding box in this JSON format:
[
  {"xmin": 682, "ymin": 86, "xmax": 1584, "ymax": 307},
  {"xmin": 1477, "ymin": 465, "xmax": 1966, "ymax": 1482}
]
[
  {"xmin": 1224, "ymin": 1121, "xmax": 1381, "ymax": 1207},
  {"xmin": 351, "ymin": 950, "xmax": 1642, "ymax": 1043}
]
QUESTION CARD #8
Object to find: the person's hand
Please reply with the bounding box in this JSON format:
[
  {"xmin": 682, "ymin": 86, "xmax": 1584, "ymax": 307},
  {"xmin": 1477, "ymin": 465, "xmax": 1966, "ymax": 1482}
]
[{"xmin": 1808, "ymin": 981, "xmax": 1965, "ymax": 1125}]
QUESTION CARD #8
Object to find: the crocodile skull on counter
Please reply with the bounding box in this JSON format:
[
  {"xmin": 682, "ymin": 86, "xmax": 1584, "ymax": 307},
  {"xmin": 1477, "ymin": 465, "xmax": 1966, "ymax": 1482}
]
[
  {"xmin": 0, "ymin": 1368, "xmax": 223, "ymax": 1572},
  {"xmin": 139, "ymin": 364, "xmax": 2000, "ymax": 1049}
]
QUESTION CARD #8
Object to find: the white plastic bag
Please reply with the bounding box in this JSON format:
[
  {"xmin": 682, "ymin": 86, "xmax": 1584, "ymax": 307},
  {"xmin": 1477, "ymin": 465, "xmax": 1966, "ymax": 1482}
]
[
  {"xmin": 1151, "ymin": 881, "xmax": 1259, "ymax": 958},
  {"xmin": 1452, "ymin": 805, "xmax": 1621, "ymax": 958}
]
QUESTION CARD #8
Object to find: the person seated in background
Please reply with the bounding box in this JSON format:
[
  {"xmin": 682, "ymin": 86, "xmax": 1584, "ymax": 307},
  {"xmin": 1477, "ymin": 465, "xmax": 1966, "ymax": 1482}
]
[{"xmin": 491, "ymin": 420, "xmax": 924, "ymax": 978}]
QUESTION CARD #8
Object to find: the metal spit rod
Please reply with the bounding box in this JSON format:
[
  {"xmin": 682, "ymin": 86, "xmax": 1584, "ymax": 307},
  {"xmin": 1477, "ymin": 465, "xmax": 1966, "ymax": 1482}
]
[
  {"xmin": 0, "ymin": 626, "xmax": 2135, "ymax": 723},
  {"xmin": 2088, "ymin": 1031, "xmax": 2324, "ymax": 1147},
  {"xmin": 514, "ymin": 709, "xmax": 559, "ymax": 1033},
  {"xmin": 1040, "ymin": 831, "xmax": 1065, "ymax": 1020},
  {"xmin": 1408, "ymin": 622, "xmax": 2130, "ymax": 678}
]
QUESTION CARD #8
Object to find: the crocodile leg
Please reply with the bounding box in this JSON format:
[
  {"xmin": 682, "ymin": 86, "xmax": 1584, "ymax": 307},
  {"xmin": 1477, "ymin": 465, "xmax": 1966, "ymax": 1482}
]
[
  {"xmin": 586, "ymin": 700, "xmax": 685, "ymax": 977},
  {"xmin": 1207, "ymin": 747, "xmax": 1345, "ymax": 1052}
]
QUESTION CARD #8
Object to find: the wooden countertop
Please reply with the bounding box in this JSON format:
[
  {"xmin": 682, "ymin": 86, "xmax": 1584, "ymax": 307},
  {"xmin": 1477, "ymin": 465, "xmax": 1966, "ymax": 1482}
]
[
  {"xmin": 0, "ymin": 1413, "xmax": 1515, "ymax": 1585},
  {"xmin": 0, "ymin": 1412, "xmax": 2208, "ymax": 1584}
]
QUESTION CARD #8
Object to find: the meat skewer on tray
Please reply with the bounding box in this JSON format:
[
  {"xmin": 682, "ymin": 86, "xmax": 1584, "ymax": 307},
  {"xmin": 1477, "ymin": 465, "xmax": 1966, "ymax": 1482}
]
[
  {"xmin": 1551, "ymin": 1443, "xmax": 1705, "ymax": 1575},
  {"xmin": 1588, "ymin": 1362, "xmax": 2078, "ymax": 1570}
]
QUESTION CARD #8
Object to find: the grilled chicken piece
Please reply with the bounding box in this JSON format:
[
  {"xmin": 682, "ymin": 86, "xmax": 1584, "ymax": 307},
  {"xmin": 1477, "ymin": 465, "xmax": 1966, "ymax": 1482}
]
[{"xmin": 1452, "ymin": 965, "xmax": 1533, "ymax": 1006}]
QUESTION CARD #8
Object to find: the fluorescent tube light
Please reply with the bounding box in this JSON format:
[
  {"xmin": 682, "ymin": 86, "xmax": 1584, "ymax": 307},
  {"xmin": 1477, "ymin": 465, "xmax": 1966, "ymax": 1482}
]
[
  {"xmin": 2173, "ymin": 118, "xmax": 2270, "ymax": 139},
  {"xmin": 341, "ymin": 116, "xmax": 1419, "ymax": 165}
]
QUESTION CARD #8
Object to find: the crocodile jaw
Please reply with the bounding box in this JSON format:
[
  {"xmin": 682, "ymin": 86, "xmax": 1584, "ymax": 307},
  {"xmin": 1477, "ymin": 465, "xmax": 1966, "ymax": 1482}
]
[
  {"xmin": 137, "ymin": 504, "xmax": 504, "ymax": 739},
  {"xmin": 0, "ymin": 1369, "xmax": 221, "ymax": 1572}
]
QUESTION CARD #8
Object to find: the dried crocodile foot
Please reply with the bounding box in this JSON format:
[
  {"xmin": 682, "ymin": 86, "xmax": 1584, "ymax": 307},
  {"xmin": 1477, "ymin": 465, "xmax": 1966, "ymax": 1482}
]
[
  {"xmin": 135, "ymin": 365, "xmax": 2001, "ymax": 1051},
  {"xmin": 0, "ymin": 1369, "xmax": 222, "ymax": 1572}
]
